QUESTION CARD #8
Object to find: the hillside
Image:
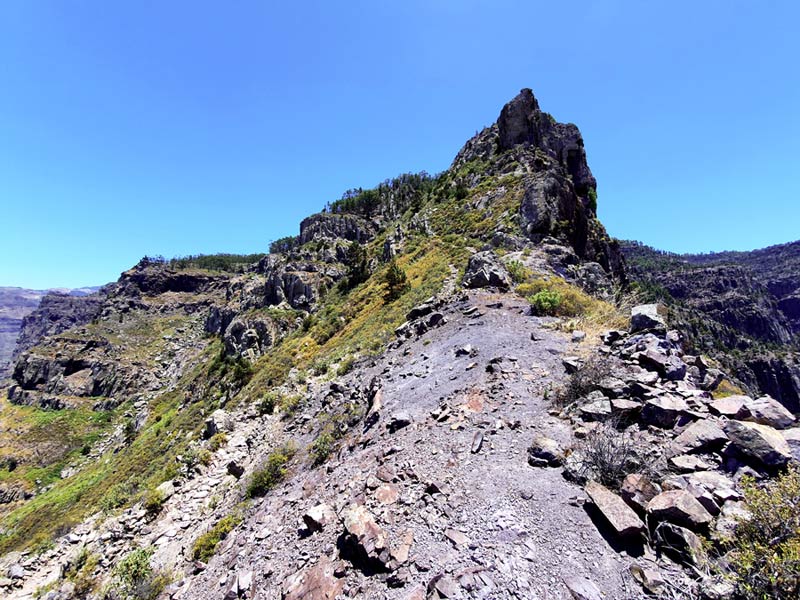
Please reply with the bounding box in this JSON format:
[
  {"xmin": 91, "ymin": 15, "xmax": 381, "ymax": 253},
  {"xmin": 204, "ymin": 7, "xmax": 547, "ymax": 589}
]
[
  {"xmin": 621, "ymin": 240, "xmax": 800, "ymax": 412},
  {"xmin": 0, "ymin": 89, "xmax": 797, "ymax": 600}
]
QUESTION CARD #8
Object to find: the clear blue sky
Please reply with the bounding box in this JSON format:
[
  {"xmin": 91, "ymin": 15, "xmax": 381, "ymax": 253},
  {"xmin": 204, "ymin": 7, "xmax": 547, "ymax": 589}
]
[{"xmin": 1, "ymin": 1, "xmax": 798, "ymax": 289}]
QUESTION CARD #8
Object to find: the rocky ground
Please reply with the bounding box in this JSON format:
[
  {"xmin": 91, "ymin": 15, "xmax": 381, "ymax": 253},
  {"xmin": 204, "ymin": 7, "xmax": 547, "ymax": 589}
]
[{"xmin": 1, "ymin": 290, "xmax": 640, "ymax": 599}]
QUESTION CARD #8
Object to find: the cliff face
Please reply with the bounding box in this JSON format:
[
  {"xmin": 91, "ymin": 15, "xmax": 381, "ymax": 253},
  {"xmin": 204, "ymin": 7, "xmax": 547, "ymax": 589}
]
[
  {"xmin": 0, "ymin": 287, "xmax": 101, "ymax": 380},
  {"xmin": 622, "ymin": 240, "xmax": 800, "ymax": 411}
]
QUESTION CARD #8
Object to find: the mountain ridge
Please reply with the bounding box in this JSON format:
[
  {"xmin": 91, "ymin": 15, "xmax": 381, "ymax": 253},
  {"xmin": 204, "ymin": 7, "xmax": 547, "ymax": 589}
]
[{"xmin": 0, "ymin": 89, "xmax": 797, "ymax": 600}]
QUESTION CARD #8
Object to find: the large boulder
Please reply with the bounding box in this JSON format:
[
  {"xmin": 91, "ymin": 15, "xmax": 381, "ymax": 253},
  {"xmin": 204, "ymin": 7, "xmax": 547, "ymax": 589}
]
[
  {"xmin": 647, "ymin": 490, "xmax": 713, "ymax": 530},
  {"xmin": 462, "ymin": 251, "xmax": 511, "ymax": 290},
  {"xmin": 724, "ymin": 420, "xmax": 792, "ymax": 468},
  {"xmin": 742, "ymin": 395, "xmax": 796, "ymax": 430},
  {"xmin": 630, "ymin": 304, "xmax": 666, "ymax": 333},
  {"xmin": 641, "ymin": 395, "xmax": 690, "ymax": 428},
  {"xmin": 670, "ymin": 420, "xmax": 728, "ymax": 455}
]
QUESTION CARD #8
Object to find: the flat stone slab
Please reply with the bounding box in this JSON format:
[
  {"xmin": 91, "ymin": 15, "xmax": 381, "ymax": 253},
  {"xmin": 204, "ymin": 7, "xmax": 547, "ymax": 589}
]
[{"xmin": 585, "ymin": 481, "xmax": 645, "ymax": 538}]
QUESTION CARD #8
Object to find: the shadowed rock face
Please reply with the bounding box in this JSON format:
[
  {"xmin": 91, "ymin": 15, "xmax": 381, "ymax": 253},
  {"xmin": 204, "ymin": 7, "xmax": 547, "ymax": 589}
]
[{"xmin": 452, "ymin": 88, "xmax": 624, "ymax": 282}]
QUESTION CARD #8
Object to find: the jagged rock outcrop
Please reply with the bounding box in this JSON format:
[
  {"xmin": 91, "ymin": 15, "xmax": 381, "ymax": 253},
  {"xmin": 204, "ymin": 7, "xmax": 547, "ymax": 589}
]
[
  {"xmin": 452, "ymin": 88, "xmax": 625, "ymax": 282},
  {"xmin": 298, "ymin": 213, "xmax": 377, "ymax": 245}
]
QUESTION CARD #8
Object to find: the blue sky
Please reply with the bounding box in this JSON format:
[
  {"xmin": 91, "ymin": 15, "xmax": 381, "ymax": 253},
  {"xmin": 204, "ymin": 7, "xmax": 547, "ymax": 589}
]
[{"xmin": 1, "ymin": 1, "xmax": 798, "ymax": 289}]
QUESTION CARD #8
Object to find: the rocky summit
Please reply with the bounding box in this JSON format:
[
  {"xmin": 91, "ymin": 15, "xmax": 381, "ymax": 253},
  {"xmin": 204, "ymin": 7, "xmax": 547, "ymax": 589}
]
[{"xmin": 0, "ymin": 89, "xmax": 798, "ymax": 600}]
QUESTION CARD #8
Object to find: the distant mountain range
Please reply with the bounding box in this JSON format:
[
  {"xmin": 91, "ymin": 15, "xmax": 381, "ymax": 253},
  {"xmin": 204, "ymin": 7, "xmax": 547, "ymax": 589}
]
[{"xmin": 0, "ymin": 286, "xmax": 100, "ymax": 378}]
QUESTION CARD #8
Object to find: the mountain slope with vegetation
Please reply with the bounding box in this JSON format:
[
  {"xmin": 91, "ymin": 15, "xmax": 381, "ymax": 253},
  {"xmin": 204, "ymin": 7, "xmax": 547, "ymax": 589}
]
[{"xmin": 0, "ymin": 90, "xmax": 797, "ymax": 600}]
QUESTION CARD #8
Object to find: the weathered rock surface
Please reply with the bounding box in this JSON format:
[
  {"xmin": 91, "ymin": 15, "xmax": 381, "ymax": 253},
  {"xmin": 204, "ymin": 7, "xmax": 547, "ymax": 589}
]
[
  {"xmin": 724, "ymin": 420, "xmax": 793, "ymax": 468},
  {"xmin": 461, "ymin": 251, "xmax": 511, "ymax": 290},
  {"xmin": 585, "ymin": 481, "xmax": 645, "ymax": 538}
]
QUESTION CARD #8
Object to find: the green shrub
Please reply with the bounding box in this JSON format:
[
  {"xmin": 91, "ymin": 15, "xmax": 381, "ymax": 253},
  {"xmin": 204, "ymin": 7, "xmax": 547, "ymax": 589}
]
[
  {"xmin": 506, "ymin": 260, "xmax": 530, "ymax": 283},
  {"xmin": 309, "ymin": 430, "xmax": 336, "ymax": 466},
  {"xmin": 142, "ymin": 487, "xmax": 165, "ymax": 516},
  {"xmin": 65, "ymin": 546, "xmax": 99, "ymax": 597},
  {"xmin": 191, "ymin": 513, "xmax": 242, "ymax": 562},
  {"xmin": 112, "ymin": 546, "xmax": 170, "ymax": 600},
  {"xmin": 100, "ymin": 480, "xmax": 139, "ymax": 513},
  {"xmin": 383, "ymin": 258, "xmax": 409, "ymax": 301},
  {"xmin": 246, "ymin": 443, "xmax": 296, "ymax": 498},
  {"xmin": 728, "ymin": 467, "xmax": 800, "ymax": 599},
  {"xmin": 530, "ymin": 289, "xmax": 562, "ymax": 316},
  {"xmin": 278, "ymin": 394, "xmax": 303, "ymax": 418},
  {"xmin": 208, "ymin": 433, "xmax": 228, "ymax": 452},
  {"xmin": 257, "ymin": 393, "xmax": 278, "ymax": 415}
]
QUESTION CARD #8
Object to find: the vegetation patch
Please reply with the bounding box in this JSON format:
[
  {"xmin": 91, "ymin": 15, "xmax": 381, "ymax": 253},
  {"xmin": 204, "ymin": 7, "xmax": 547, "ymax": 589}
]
[
  {"xmin": 246, "ymin": 443, "xmax": 297, "ymax": 498},
  {"xmin": 191, "ymin": 512, "xmax": 243, "ymax": 562},
  {"xmin": 726, "ymin": 467, "xmax": 800, "ymax": 599}
]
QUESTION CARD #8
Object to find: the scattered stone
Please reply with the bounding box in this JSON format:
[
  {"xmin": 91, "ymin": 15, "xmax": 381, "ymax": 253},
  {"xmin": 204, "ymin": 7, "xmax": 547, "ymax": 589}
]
[
  {"xmin": 563, "ymin": 575, "xmax": 603, "ymax": 600},
  {"xmin": 341, "ymin": 504, "xmax": 389, "ymax": 568},
  {"xmin": 527, "ymin": 435, "xmax": 563, "ymax": 467},
  {"xmin": 709, "ymin": 395, "xmax": 748, "ymax": 418},
  {"xmin": 444, "ymin": 528, "xmax": 470, "ymax": 547},
  {"xmin": 585, "ymin": 481, "xmax": 645, "ymax": 538},
  {"xmin": 620, "ymin": 473, "xmax": 660, "ymax": 513},
  {"xmin": 455, "ymin": 344, "xmax": 477, "ymax": 357},
  {"xmin": 283, "ymin": 556, "xmax": 343, "ymax": 600},
  {"xmin": 571, "ymin": 330, "xmax": 586, "ymax": 343},
  {"xmin": 742, "ymin": 395, "xmax": 796, "ymax": 430},
  {"xmin": 670, "ymin": 420, "xmax": 728, "ymax": 455},
  {"xmin": 155, "ymin": 479, "xmax": 176, "ymax": 501},
  {"xmin": 428, "ymin": 573, "xmax": 461, "ymax": 598},
  {"xmin": 387, "ymin": 412, "xmax": 412, "ymax": 433},
  {"xmin": 375, "ymin": 484, "xmax": 400, "ymax": 505},
  {"xmin": 655, "ymin": 522, "xmax": 707, "ymax": 567},
  {"xmin": 641, "ymin": 395, "xmax": 689, "ymax": 428},
  {"xmin": 562, "ymin": 356, "xmax": 582, "ymax": 374},
  {"xmin": 302, "ymin": 503, "xmax": 338, "ymax": 533},
  {"xmin": 462, "ymin": 251, "xmax": 511, "ymax": 290},
  {"xmin": 579, "ymin": 399, "xmax": 612, "ymax": 422},
  {"xmin": 669, "ymin": 454, "xmax": 713, "ymax": 473},
  {"xmin": 629, "ymin": 563, "xmax": 665, "ymax": 595},
  {"xmin": 470, "ymin": 431, "xmax": 484, "ymax": 454}
]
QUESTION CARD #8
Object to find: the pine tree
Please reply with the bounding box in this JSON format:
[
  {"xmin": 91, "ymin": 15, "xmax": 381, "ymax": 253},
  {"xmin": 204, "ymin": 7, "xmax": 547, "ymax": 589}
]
[{"xmin": 384, "ymin": 258, "xmax": 408, "ymax": 301}]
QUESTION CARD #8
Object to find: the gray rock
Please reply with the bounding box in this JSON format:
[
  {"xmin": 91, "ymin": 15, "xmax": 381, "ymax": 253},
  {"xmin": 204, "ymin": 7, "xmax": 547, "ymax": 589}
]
[
  {"xmin": 386, "ymin": 412, "xmax": 412, "ymax": 433},
  {"xmin": 647, "ymin": 490, "xmax": 713, "ymax": 529},
  {"xmin": 742, "ymin": 395, "xmax": 796, "ymax": 430},
  {"xmin": 630, "ymin": 304, "xmax": 666, "ymax": 333},
  {"xmin": 527, "ymin": 435, "xmax": 563, "ymax": 467},
  {"xmin": 620, "ymin": 473, "xmax": 660, "ymax": 513},
  {"xmin": 302, "ymin": 503, "xmax": 337, "ymax": 533},
  {"xmin": 724, "ymin": 420, "xmax": 792, "ymax": 468},
  {"xmin": 585, "ymin": 481, "xmax": 645, "ymax": 538},
  {"xmin": 462, "ymin": 251, "xmax": 511, "ymax": 290},
  {"xmin": 654, "ymin": 522, "xmax": 707, "ymax": 566},
  {"xmin": 563, "ymin": 575, "xmax": 603, "ymax": 600},
  {"xmin": 709, "ymin": 395, "xmax": 748, "ymax": 418},
  {"xmin": 642, "ymin": 395, "xmax": 689, "ymax": 428},
  {"xmin": 670, "ymin": 419, "xmax": 728, "ymax": 455}
]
